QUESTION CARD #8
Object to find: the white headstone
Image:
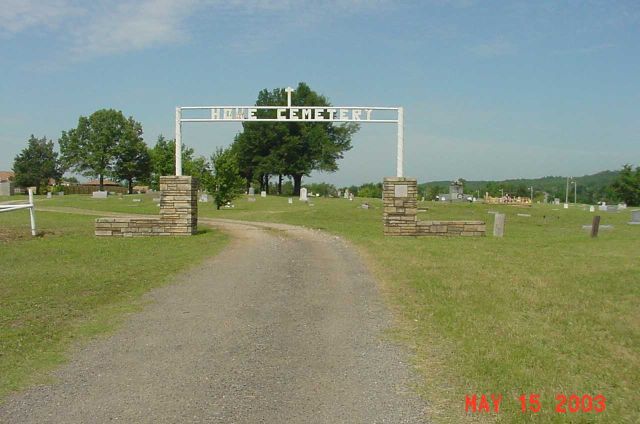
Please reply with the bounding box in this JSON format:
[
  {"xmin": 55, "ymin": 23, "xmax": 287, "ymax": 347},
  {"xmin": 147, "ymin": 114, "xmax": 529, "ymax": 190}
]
[
  {"xmin": 248, "ymin": 187, "xmax": 255, "ymax": 196},
  {"xmin": 563, "ymin": 203, "xmax": 569, "ymax": 209},
  {"xmin": 133, "ymin": 198, "xmax": 141, "ymax": 202},
  {"xmin": 288, "ymin": 197, "xmax": 293, "ymax": 204},
  {"xmin": 199, "ymin": 193, "xmax": 209, "ymax": 202},
  {"xmin": 92, "ymin": 191, "xmax": 108, "ymax": 199},
  {"xmin": 260, "ymin": 191, "xmax": 267, "ymax": 198},
  {"xmin": 493, "ymin": 213, "xmax": 505, "ymax": 237},
  {"xmin": 629, "ymin": 210, "xmax": 640, "ymax": 225},
  {"xmin": 46, "ymin": 192, "xmax": 52, "ymax": 199},
  {"xmin": 58, "ymin": 192, "xmax": 64, "ymax": 196},
  {"xmin": 348, "ymin": 193, "xmax": 354, "ymax": 201},
  {"xmin": 300, "ymin": 187, "xmax": 308, "ymax": 202},
  {"xmin": 344, "ymin": 190, "xmax": 349, "ymax": 199},
  {"xmin": 589, "ymin": 205, "xmax": 595, "ymax": 212}
]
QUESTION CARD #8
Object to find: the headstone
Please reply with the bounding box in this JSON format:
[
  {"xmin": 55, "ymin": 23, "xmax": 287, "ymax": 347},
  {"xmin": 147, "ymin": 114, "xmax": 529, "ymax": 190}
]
[
  {"xmin": 493, "ymin": 213, "xmax": 505, "ymax": 237},
  {"xmin": 589, "ymin": 205, "xmax": 595, "ymax": 212},
  {"xmin": 583, "ymin": 224, "xmax": 613, "ymax": 230},
  {"xmin": 361, "ymin": 203, "xmax": 370, "ymax": 209},
  {"xmin": 606, "ymin": 205, "xmax": 618, "ymax": 212},
  {"xmin": 563, "ymin": 203, "xmax": 569, "ymax": 209},
  {"xmin": 248, "ymin": 187, "xmax": 255, "ymax": 196},
  {"xmin": 288, "ymin": 197, "xmax": 293, "ymax": 204},
  {"xmin": 618, "ymin": 203, "xmax": 627, "ymax": 210},
  {"xmin": 300, "ymin": 187, "xmax": 308, "ymax": 202},
  {"xmin": 629, "ymin": 210, "xmax": 640, "ymax": 225},
  {"xmin": 199, "ymin": 193, "xmax": 209, "ymax": 202},
  {"xmin": 487, "ymin": 211, "xmax": 497, "ymax": 214},
  {"xmin": 344, "ymin": 190, "xmax": 349, "ymax": 199},
  {"xmin": 554, "ymin": 198, "xmax": 560, "ymax": 205},
  {"xmin": 337, "ymin": 190, "xmax": 342, "ymax": 198},
  {"xmin": 348, "ymin": 193, "xmax": 354, "ymax": 201},
  {"xmin": 92, "ymin": 191, "xmax": 108, "ymax": 199},
  {"xmin": 517, "ymin": 213, "xmax": 530, "ymax": 217},
  {"xmin": 591, "ymin": 215, "xmax": 601, "ymax": 238},
  {"xmin": 260, "ymin": 191, "xmax": 267, "ymax": 198},
  {"xmin": 58, "ymin": 192, "xmax": 64, "ymax": 196},
  {"xmin": 133, "ymin": 198, "xmax": 141, "ymax": 202},
  {"xmin": 598, "ymin": 204, "xmax": 607, "ymax": 211},
  {"xmin": 46, "ymin": 192, "xmax": 52, "ymax": 199}
]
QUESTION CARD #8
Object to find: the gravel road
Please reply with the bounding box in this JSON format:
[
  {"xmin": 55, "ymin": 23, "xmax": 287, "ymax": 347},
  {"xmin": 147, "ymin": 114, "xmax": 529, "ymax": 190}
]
[{"xmin": 1, "ymin": 218, "xmax": 428, "ymax": 423}]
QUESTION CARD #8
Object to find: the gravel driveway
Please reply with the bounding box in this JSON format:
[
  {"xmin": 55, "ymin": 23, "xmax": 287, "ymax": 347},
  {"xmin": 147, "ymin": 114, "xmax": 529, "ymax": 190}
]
[{"xmin": 1, "ymin": 218, "xmax": 428, "ymax": 423}]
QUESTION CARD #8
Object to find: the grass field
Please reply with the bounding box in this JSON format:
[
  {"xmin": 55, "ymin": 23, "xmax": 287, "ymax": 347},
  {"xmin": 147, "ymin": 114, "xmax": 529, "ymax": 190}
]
[
  {"xmin": 0, "ymin": 208, "xmax": 228, "ymax": 400},
  {"xmin": 204, "ymin": 195, "xmax": 639, "ymax": 424},
  {"xmin": 4, "ymin": 193, "xmax": 640, "ymax": 422}
]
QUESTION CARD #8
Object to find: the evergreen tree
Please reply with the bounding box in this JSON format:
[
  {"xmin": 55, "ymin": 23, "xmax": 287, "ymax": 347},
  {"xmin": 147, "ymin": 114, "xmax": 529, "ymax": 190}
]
[{"xmin": 13, "ymin": 135, "xmax": 62, "ymax": 194}]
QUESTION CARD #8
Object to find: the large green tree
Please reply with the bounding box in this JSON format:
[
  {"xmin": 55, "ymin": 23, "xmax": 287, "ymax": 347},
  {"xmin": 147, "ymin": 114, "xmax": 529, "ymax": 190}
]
[
  {"xmin": 208, "ymin": 147, "xmax": 245, "ymax": 209},
  {"xmin": 59, "ymin": 109, "xmax": 142, "ymax": 191},
  {"xmin": 12, "ymin": 135, "xmax": 62, "ymax": 194},
  {"xmin": 148, "ymin": 135, "xmax": 210, "ymax": 190},
  {"xmin": 611, "ymin": 164, "xmax": 640, "ymax": 206},
  {"xmin": 113, "ymin": 118, "xmax": 151, "ymax": 194},
  {"xmin": 233, "ymin": 82, "xmax": 359, "ymax": 195}
]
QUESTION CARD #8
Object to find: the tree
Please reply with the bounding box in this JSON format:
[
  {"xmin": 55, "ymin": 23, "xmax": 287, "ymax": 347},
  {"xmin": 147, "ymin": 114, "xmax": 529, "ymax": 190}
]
[
  {"xmin": 427, "ymin": 185, "xmax": 445, "ymax": 200},
  {"xmin": 357, "ymin": 182, "xmax": 383, "ymax": 198},
  {"xmin": 208, "ymin": 147, "xmax": 245, "ymax": 209},
  {"xmin": 59, "ymin": 109, "xmax": 140, "ymax": 191},
  {"xmin": 611, "ymin": 164, "xmax": 640, "ymax": 206},
  {"xmin": 233, "ymin": 82, "xmax": 359, "ymax": 195},
  {"xmin": 148, "ymin": 135, "xmax": 209, "ymax": 190},
  {"xmin": 13, "ymin": 135, "xmax": 62, "ymax": 194},
  {"xmin": 113, "ymin": 118, "xmax": 151, "ymax": 194}
]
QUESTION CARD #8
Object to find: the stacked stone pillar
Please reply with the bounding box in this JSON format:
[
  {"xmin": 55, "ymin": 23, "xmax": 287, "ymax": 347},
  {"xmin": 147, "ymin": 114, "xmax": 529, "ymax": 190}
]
[
  {"xmin": 95, "ymin": 176, "xmax": 198, "ymax": 237},
  {"xmin": 159, "ymin": 176, "xmax": 198, "ymax": 235},
  {"xmin": 382, "ymin": 176, "xmax": 486, "ymax": 237},
  {"xmin": 383, "ymin": 177, "xmax": 419, "ymax": 235}
]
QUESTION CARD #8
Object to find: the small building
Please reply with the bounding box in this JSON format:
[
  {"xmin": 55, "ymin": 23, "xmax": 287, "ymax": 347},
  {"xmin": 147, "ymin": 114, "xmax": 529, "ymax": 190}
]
[{"xmin": 0, "ymin": 171, "xmax": 15, "ymax": 182}]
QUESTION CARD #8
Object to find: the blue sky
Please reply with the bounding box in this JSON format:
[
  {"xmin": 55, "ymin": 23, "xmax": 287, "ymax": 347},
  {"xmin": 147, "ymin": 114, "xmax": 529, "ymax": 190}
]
[{"xmin": 1, "ymin": 0, "xmax": 638, "ymax": 185}]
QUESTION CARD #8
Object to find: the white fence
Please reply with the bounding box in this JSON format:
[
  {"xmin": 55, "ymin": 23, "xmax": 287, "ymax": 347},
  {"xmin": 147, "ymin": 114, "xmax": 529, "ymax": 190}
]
[{"xmin": 0, "ymin": 188, "xmax": 36, "ymax": 235}]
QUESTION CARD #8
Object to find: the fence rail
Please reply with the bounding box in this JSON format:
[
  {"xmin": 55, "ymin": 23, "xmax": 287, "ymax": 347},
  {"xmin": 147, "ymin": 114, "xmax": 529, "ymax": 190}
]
[{"xmin": 0, "ymin": 188, "xmax": 36, "ymax": 235}]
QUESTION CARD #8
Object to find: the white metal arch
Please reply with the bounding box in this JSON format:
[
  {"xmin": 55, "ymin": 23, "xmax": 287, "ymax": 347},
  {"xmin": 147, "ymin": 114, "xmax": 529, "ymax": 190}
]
[{"xmin": 174, "ymin": 87, "xmax": 404, "ymax": 177}]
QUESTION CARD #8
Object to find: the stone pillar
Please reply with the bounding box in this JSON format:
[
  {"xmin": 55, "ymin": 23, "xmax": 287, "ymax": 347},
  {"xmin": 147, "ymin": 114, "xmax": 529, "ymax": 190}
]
[
  {"xmin": 159, "ymin": 176, "xmax": 198, "ymax": 235},
  {"xmin": 383, "ymin": 177, "xmax": 418, "ymax": 236}
]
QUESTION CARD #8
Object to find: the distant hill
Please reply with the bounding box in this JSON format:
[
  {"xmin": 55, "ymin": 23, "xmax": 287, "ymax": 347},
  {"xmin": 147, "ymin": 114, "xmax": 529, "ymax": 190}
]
[{"xmin": 419, "ymin": 170, "xmax": 621, "ymax": 204}]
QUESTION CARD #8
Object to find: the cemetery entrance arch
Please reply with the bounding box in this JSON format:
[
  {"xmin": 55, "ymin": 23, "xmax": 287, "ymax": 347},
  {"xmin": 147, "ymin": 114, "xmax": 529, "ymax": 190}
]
[{"xmin": 174, "ymin": 86, "xmax": 404, "ymax": 177}]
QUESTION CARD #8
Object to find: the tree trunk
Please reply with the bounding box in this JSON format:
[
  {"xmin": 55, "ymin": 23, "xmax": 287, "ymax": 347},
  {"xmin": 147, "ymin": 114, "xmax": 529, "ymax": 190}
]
[
  {"xmin": 264, "ymin": 174, "xmax": 270, "ymax": 194},
  {"xmin": 128, "ymin": 179, "xmax": 133, "ymax": 194},
  {"xmin": 293, "ymin": 174, "xmax": 302, "ymax": 196},
  {"xmin": 278, "ymin": 174, "xmax": 283, "ymax": 195},
  {"xmin": 99, "ymin": 174, "xmax": 104, "ymax": 191}
]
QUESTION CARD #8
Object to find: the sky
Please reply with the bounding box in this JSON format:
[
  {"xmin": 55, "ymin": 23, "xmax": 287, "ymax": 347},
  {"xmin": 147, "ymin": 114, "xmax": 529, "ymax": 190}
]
[{"xmin": 1, "ymin": 0, "xmax": 639, "ymax": 186}]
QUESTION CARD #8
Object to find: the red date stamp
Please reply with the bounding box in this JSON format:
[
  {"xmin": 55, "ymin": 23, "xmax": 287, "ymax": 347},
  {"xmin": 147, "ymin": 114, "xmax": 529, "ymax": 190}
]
[{"xmin": 465, "ymin": 393, "xmax": 606, "ymax": 414}]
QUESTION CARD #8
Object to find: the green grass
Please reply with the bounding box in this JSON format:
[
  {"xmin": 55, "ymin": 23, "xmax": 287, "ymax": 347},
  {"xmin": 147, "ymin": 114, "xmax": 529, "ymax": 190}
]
[
  {"xmin": 0, "ymin": 208, "xmax": 228, "ymax": 400},
  {"xmin": 195, "ymin": 195, "xmax": 640, "ymax": 423},
  {"xmin": 8, "ymin": 194, "xmax": 640, "ymax": 422}
]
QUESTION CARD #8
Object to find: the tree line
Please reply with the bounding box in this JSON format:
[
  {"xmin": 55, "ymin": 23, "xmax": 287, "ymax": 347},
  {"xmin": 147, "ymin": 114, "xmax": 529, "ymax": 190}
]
[{"xmin": 12, "ymin": 83, "xmax": 358, "ymax": 207}]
